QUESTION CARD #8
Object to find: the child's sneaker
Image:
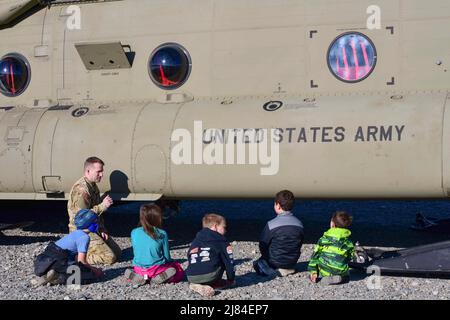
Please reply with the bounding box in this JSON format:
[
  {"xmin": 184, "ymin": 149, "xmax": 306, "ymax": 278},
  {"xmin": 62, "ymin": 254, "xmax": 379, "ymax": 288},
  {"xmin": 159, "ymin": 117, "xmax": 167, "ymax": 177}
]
[
  {"xmin": 276, "ymin": 268, "xmax": 296, "ymax": 277},
  {"xmin": 253, "ymin": 259, "xmax": 277, "ymax": 276},
  {"xmin": 151, "ymin": 267, "xmax": 176, "ymax": 284},
  {"xmin": 31, "ymin": 269, "xmax": 59, "ymax": 287},
  {"xmin": 189, "ymin": 283, "xmax": 215, "ymax": 297},
  {"xmin": 47, "ymin": 269, "xmax": 65, "ymax": 285},
  {"xmin": 31, "ymin": 276, "xmax": 47, "ymax": 287},
  {"xmin": 124, "ymin": 269, "xmax": 146, "ymax": 287}
]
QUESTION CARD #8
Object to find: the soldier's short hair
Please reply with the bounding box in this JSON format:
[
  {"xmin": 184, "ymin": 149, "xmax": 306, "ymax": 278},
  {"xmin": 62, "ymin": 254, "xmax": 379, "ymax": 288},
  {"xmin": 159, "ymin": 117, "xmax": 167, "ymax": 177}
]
[
  {"xmin": 275, "ymin": 190, "xmax": 295, "ymax": 211},
  {"xmin": 202, "ymin": 213, "xmax": 226, "ymax": 228},
  {"xmin": 84, "ymin": 157, "xmax": 105, "ymax": 170},
  {"xmin": 332, "ymin": 211, "xmax": 353, "ymax": 228}
]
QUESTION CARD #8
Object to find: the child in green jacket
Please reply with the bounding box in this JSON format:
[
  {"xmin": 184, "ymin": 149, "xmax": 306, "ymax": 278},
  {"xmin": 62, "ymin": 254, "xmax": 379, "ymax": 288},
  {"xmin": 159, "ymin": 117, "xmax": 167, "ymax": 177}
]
[{"xmin": 308, "ymin": 211, "xmax": 354, "ymax": 285}]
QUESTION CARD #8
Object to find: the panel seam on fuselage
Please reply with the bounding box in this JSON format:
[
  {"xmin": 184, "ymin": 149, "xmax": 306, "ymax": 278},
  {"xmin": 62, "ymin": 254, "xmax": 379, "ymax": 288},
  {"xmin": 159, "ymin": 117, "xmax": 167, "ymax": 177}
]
[
  {"xmin": 130, "ymin": 104, "xmax": 146, "ymax": 194},
  {"xmin": 441, "ymin": 92, "xmax": 450, "ymax": 197},
  {"xmin": 168, "ymin": 103, "xmax": 188, "ymax": 196}
]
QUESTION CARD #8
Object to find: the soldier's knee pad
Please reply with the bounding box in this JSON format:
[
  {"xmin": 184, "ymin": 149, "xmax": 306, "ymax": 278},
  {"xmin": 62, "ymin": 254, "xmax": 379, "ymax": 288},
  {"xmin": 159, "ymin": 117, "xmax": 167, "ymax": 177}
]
[
  {"xmin": 87, "ymin": 249, "xmax": 117, "ymax": 265},
  {"xmin": 104, "ymin": 253, "xmax": 118, "ymax": 265}
]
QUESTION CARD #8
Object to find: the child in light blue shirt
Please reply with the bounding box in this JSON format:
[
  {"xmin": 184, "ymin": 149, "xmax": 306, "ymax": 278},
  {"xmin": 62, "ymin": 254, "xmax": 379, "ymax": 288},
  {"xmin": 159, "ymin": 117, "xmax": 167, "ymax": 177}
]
[{"xmin": 33, "ymin": 209, "xmax": 103, "ymax": 286}]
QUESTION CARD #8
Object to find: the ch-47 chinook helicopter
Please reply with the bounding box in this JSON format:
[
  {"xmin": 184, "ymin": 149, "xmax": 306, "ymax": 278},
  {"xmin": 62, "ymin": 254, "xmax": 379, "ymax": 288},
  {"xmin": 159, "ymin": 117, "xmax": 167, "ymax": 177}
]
[{"xmin": 0, "ymin": 0, "xmax": 450, "ymax": 204}]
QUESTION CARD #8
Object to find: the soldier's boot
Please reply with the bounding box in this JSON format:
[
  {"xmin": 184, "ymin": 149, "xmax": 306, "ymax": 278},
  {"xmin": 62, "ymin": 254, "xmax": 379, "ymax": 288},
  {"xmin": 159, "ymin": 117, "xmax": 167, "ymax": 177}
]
[{"xmin": 31, "ymin": 269, "xmax": 59, "ymax": 287}]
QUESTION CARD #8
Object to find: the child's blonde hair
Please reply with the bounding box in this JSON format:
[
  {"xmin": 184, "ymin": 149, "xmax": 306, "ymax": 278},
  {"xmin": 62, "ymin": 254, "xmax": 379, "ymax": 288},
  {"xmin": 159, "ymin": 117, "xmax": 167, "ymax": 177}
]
[{"xmin": 202, "ymin": 213, "xmax": 226, "ymax": 228}]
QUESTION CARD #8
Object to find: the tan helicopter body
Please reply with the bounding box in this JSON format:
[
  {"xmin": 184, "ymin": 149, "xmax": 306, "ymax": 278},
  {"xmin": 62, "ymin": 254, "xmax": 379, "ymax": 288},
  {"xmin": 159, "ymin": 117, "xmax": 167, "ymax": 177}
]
[{"xmin": 0, "ymin": 0, "xmax": 450, "ymax": 201}]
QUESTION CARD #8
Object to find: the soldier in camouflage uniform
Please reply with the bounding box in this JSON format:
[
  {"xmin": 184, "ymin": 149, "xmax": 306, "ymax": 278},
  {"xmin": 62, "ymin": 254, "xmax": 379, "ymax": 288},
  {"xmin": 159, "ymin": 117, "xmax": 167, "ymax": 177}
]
[{"xmin": 68, "ymin": 157, "xmax": 122, "ymax": 265}]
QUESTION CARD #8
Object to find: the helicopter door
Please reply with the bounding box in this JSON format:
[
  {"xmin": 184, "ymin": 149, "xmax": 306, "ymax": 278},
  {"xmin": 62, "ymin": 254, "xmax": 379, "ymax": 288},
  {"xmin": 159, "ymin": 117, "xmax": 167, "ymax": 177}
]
[
  {"xmin": 0, "ymin": 109, "xmax": 45, "ymax": 194},
  {"xmin": 32, "ymin": 109, "xmax": 63, "ymax": 197}
]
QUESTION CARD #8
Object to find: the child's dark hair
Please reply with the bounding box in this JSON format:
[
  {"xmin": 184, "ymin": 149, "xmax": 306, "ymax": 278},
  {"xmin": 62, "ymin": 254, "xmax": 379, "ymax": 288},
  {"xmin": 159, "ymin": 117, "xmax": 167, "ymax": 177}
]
[
  {"xmin": 332, "ymin": 211, "xmax": 353, "ymax": 228},
  {"xmin": 275, "ymin": 190, "xmax": 295, "ymax": 211},
  {"xmin": 139, "ymin": 204, "xmax": 163, "ymax": 239}
]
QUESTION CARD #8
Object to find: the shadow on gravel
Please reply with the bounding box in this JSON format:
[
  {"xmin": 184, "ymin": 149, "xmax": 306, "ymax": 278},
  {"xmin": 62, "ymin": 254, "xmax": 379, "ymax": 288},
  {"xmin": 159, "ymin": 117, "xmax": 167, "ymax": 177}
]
[
  {"xmin": 104, "ymin": 266, "xmax": 130, "ymax": 281},
  {"xmin": 2, "ymin": 199, "xmax": 450, "ymax": 249},
  {"xmin": 234, "ymin": 258, "xmax": 252, "ymax": 267},
  {"xmin": 349, "ymin": 269, "xmax": 369, "ymax": 282},
  {"xmin": 348, "ymin": 268, "xmax": 450, "ymax": 281},
  {"xmin": 294, "ymin": 261, "xmax": 309, "ymax": 273},
  {"xmin": 170, "ymin": 244, "xmax": 191, "ymax": 251},
  {"xmin": 119, "ymin": 247, "xmax": 133, "ymax": 262},
  {"xmin": 162, "ymin": 217, "xmax": 450, "ymax": 249},
  {"xmin": 301, "ymin": 222, "xmax": 450, "ymax": 249},
  {"xmin": 226, "ymin": 262, "xmax": 311, "ymax": 290},
  {"xmin": 0, "ymin": 235, "xmax": 59, "ymax": 245},
  {"xmin": 234, "ymin": 272, "xmax": 276, "ymax": 289}
]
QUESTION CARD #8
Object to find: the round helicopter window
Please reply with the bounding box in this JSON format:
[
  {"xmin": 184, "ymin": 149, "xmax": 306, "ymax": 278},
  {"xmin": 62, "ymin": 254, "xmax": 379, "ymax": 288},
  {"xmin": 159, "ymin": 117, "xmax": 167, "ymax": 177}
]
[
  {"xmin": 0, "ymin": 53, "xmax": 31, "ymax": 97},
  {"xmin": 327, "ymin": 33, "xmax": 377, "ymax": 83},
  {"xmin": 148, "ymin": 43, "xmax": 191, "ymax": 90}
]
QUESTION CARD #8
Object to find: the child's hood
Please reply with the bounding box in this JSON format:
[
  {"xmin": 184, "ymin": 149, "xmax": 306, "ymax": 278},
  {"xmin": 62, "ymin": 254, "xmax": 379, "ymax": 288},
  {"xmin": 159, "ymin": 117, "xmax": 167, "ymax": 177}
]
[{"xmin": 324, "ymin": 227, "xmax": 351, "ymax": 239}]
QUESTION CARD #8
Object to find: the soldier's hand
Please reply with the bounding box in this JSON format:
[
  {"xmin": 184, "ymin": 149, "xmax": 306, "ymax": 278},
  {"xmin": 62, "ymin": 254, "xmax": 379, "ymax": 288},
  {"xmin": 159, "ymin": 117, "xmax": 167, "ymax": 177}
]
[
  {"xmin": 101, "ymin": 232, "xmax": 109, "ymax": 241},
  {"xmin": 102, "ymin": 195, "xmax": 113, "ymax": 209}
]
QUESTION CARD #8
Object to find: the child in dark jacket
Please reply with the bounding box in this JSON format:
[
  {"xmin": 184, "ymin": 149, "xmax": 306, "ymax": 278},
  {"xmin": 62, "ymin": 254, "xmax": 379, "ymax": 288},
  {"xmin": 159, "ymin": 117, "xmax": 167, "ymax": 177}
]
[
  {"xmin": 254, "ymin": 190, "xmax": 304, "ymax": 277},
  {"xmin": 32, "ymin": 209, "xmax": 103, "ymax": 286},
  {"xmin": 308, "ymin": 211, "xmax": 355, "ymax": 285},
  {"xmin": 186, "ymin": 214, "xmax": 235, "ymax": 297}
]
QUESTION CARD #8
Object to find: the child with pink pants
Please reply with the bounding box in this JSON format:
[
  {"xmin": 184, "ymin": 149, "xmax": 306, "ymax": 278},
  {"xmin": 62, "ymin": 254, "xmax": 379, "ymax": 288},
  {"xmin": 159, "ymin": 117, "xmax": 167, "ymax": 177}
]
[{"xmin": 125, "ymin": 204, "xmax": 184, "ymax": 286}]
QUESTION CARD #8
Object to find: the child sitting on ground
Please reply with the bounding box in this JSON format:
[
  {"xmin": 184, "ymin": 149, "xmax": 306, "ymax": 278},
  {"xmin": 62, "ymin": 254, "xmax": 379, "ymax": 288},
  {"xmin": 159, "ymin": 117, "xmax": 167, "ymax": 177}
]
[
  {"xmin": 253, "ymin": 190, "xmax": 304, "ymax": 277},
  {"xmin": 33, "ymin": 209, "xmax": 104, "ymax": 286},
  {"xmin": 125, "ymin": 204, "xmax": 184, "ymax": 286},
  {"xmin": 308, "ymin": 211, "xmax": 355, "ymax": 285},
  {"xmin": 186, "ymin": 213, "xmax": 235, "ymax": 297}
]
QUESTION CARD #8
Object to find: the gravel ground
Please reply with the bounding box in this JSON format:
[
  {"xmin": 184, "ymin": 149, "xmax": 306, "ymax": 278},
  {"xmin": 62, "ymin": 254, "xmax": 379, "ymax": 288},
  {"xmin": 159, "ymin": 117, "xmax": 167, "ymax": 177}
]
[{"xmin": 1, "ymin": 199, "xmax": 450, "ymax": 300}]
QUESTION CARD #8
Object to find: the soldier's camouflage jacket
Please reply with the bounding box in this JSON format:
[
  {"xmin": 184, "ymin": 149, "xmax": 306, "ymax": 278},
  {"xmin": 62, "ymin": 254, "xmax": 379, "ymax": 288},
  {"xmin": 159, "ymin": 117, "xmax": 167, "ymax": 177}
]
[{"xmin": 67, "ymin": 177, "xmax": 107, "ymax": 233}]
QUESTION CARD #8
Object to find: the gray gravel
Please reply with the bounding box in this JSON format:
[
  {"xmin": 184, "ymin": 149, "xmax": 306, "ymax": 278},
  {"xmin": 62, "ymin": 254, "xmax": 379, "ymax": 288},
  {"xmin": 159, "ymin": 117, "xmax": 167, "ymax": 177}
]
[{"xmin": 1, "ymin": 199, "xmax": 450, "ymax": 300}]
